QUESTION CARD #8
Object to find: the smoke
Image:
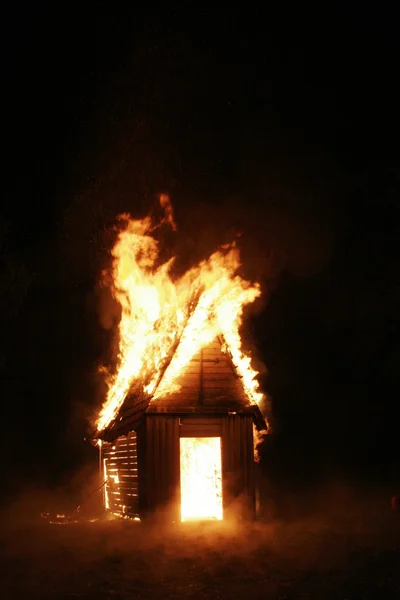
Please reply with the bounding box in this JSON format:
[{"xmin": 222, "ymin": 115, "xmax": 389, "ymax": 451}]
[
  {"xmin": 95, "ymin": 281, "xmax": 121, "ymax": 331},
  {"xmin": 2, "ymin": 478, "xmax": 399, "ymax": 599},
  {"xmin": 171, "ymin": 185, "xmax": 339, "ymax": 290},
  {"xmin": 159, "ymin": 193, "xmax": 177, "ymax": 231},
  {"xmin": 1, "ymin": 462, "xmax": 103, "ymax": 532}
]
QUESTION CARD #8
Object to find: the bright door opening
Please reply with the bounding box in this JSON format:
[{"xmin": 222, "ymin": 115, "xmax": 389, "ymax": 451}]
[{"xmin": 180, "ymin": 437, "xmax": 223, "ymax": 521}]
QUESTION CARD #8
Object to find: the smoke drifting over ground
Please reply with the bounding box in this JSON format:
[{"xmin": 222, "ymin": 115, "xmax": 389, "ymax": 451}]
[{"xmin": 2, "ymin": 480, "xmax": 399, "ymax": 599}]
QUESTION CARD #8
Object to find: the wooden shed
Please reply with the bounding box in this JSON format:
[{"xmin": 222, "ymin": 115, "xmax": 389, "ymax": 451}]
[{"xmin": 98, "ymin": 337, "xmax": 267, "ymax": 521}]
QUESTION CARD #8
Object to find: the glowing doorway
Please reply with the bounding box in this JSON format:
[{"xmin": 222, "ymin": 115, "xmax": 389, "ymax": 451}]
[{"xmin": 180, "ymin": 437, "xmax": 223, "ymax": 521}]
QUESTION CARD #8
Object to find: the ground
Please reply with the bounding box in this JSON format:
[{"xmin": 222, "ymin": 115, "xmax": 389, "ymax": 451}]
[{"xmin": 1, "ymin": 493, "xmax": 399, "ymax": 599}]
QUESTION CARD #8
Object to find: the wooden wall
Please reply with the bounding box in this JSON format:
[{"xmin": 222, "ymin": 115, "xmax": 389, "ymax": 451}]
[
  {"xmin": 222, "ymin": 414, "xmax": 256, "ymax": 518},
  {"xmin": 102, "ymin": 431, "xmax": 139, "ymax": 517},
  {"xmin": 102, "ymin": 413, "xmax": 256, "ymax": 520},
  {"xmin": 138, "ymin": 413, "xmax": 256, "ymax": 520},
  {"xmin": 138, "ymin": 416, "xmax": 181, "ymax": 520}
]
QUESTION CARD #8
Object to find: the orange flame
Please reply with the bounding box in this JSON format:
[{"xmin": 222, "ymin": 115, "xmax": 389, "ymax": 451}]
[
  {"xmin": 180, "ymin": 437, "xmax": 223, "ymax": 521},
  {"xmin": 96, "ymin": 196, "xmax": 264, "ymax": 433}
]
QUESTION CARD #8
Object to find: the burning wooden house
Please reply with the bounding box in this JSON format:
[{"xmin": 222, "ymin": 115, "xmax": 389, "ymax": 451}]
[{"xmin": 93, "ymin": 196, "xmax": 268, "ymax": 521}]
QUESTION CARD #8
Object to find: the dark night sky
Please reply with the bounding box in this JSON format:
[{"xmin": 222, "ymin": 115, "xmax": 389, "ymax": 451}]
[{"xmin": 2, "ymin": 7, "xmax": 399, "ymax": 495}]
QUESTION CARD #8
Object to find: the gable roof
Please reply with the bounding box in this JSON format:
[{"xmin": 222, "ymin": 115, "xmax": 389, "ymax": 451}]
[
  {"xmin": 147, "ymin": 337, "xmax": 249, "ymax": 412},
  {"xmin": 97, "ymin": 336, "xmax": 267, "ymax": 442}
]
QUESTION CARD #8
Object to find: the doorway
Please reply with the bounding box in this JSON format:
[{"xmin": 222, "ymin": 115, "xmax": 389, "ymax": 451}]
[{"xmin": 179, "ymin": 436, "xmax": 223, "ymax": 521}]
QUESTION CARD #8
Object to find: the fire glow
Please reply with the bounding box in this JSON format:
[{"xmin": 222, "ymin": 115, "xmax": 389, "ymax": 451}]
[
  {"xmin": 180, "ymin": 437, "xmax": 223, "ymax": 521},
  {"xmin": 95, "ymin": 195, "xmax": 264, "ymax": 435}
]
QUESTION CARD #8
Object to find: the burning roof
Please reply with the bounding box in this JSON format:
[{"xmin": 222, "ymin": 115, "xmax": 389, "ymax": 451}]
[{"xmin": 94, "ymin": 195, "xmax": 267, "ymax": 440}]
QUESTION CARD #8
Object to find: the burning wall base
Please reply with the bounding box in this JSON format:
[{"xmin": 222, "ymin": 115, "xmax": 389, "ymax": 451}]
[{"xmin": 101, "ymin": 431, "xmax": 139, "ymax": 518}]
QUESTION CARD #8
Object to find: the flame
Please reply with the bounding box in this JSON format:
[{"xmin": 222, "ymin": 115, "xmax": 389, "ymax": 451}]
[
  {"xmin": 96, "ymin": 195, "xmax": 264, "ymax": 433},
  {"xmin": 180, "ymin": 437, "xmax": 223, "ymax": 521},
  {"xmin": 103, "ymin": 459, "xmax": 110, "ymax": 509}
]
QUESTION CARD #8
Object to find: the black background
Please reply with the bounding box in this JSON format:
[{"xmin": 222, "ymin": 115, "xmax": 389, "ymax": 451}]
[{"xmin": 2, "ymin": 6, "xmax": 399, "ymax": 498}]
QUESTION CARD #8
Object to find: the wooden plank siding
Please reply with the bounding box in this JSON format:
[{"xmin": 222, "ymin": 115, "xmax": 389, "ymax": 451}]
[
  {"xmin": 146, "ymin": 338, "xmax": 250, "ymax": 412},
  {"xmin": 102, "ymin": 431, "xmax": 139, "ymax": 517},
  {"xmin": 136, "ymin": 413, "xmax": 256, "ymax": 520},
  {"xmin": 222, "ymin": 414, "xmax": 256, "ymax": 518}
]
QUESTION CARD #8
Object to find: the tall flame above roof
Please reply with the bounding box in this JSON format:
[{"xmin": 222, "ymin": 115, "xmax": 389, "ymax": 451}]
[{"xmin": 95, "ymin": 195, "xmax": 264, "ymax": 434}]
